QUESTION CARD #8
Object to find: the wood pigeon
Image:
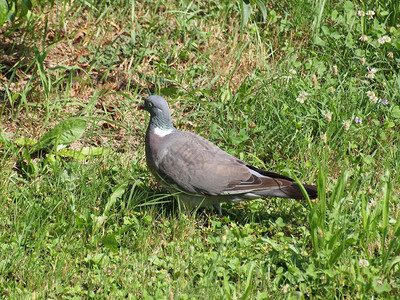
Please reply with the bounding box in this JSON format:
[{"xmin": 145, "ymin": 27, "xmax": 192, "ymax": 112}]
[{"xmin": 140, "ymin": 95, "xmax": 317, "ymax": 214}]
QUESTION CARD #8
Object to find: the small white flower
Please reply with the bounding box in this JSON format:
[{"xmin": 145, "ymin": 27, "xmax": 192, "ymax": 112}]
[
  {"xmin": 366, "ymin": 90, "xmax": 379, "ymax": 103},
  {"xmin": 357, "ymin": 10, "xmax": 365, "ymax": 17},
  {"xmin": 378, "ymin": 35, "xmax": 391, "ymax": 44},
  {"xmin": 369, "ymin": 198, "xmax": 377, "ymax": 207},
  {"xmin": 388, "ymin": 52, "xmax": 394, "ymax": 58},
  {"xmin": 359, "ymin": 34, "xmax": 368, "ymax": 42},
  {"xmin": 383, "ymin": 36, "xmax": 391, "ymax": 43},
  {"xmin": 359, "ymin": 259, "xmax": 370, "ymax": 268},
  {"xmin": 289, "ymin": 69, "xmax": 297, "ymax": 75},
  {"xmin": 366, "ymin": 10, "xmax": 375, "ymax": 19},
  {"xmin": 281, "ymin": 284, "xmax": 290, "ymax": 293},
  {"xmin": 342, "ymin": 120, "xmax": 350, "ymax": 131},
  {"xmin": 296, "ymin": 91, "xmax": 308, "ymax": 104},
  {"xmin": 366, "ymin": 67, "xmax": 377, "ymax": 79},
  {"xmin": 366, "ymin": 90, "xmax": 375, "ymax": 98},
  {"xmin": 325, "ymin": 111, "xmax": 332, "ymax": 122}
]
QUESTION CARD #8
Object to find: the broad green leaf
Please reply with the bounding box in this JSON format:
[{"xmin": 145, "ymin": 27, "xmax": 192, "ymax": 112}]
[
  {"xmin": 6, "ymin": 8, "xmax": 14, "ymax": 23},
  {"xmin": 380, "ymin": 10, "xmax": 389, "ymax": 17},
  {"xmin": 306, "ymin": 264, "xmax": 317, "ymax": 279},
  {"xmin": 0, "ymin": 0, "xmax": 7, "ymax": 25},
  {"xmin": 14, "ymin": 137, "xmax": 37, "ymax": 147},
  {"xmin": 262, "ymin": 237, "xmax": 282, "ymax": 251},
  {"xmin": 101, "ymin": 234, "xmax": 118, "ymax": 252},
  {"xmin": 84, "ymin": 253, "xmax": 105, "ymax": 265},
  {"xmin": 392, "ymin": 105, "xmax": 400, "ymax": 118},
  {"xmin": 321, "ymin": 25, "xmax": 330, "ymax": 35},
  {"xmin": 254, "ymin": 0, "xmax": 267, "ymax": 22},
  {"xmin": 269, "ymin": 9, "xmax": 278, "ymax": 24},
  {"xmin": 387, "ymin": 256, "xmax": 400, "ymax": 274},
  {"xmin": 46, "ymin": 153, "xmax": 57, "ymax": 165},
  {"xmin": 331, "ymin": 9, "xmax": 338, "ymax": 21},
  {"xmin": 209, "ymin": 123, "xmax": 221, "ymax": 139},
  {"xmin": 58, "ymin": 146, "xmax": 110, "ymax": 160},
  {"xmin": 323, "ymin": 269, "xmax": 336, "ymax": 278},
  {"xmin": 314, "ymin": 35, "xmax": 326, "ymax": 47},
  {"xmin": 372, "ymin": 278, "xmax": 392, "ymax": 293},
  {"xmin": 385, "ymin": 121, "xmax": 395, "ymax": 129},
  {"xmin": 330, "ymin": 31, "xmax": 341, "ymax": 39},
  {"xmin": 103, "ymin": 181, "xmax": 129, "ymax": 216},
  {"xmin": 20, "ymin": 0, "xmax": 32, "ymax": 17},
  {"xmin": 31, "ymin": 117, "xmax": 87, "ymax": 152},
  {"xmin": 316, "ymin": 61, "xmax": 327, "ymax": 75},
  {"xmin": 275, "ymin": 217, "xmax": 285, "ymax": 227},
  {"xmin": 343, "ymin": 1, "xmax": 353, "ymax": 11},
  {"xmin": 345, "ymin": 33, "xmax": 355, "ymax": 48},
  {"xmin": 241, "ymin": 0, "xmax": 251, "ymax": 27},
  {"xmin": 78, "ymin": 146, "xmax": 109, "ymax": 156},
  {"xmin": 230, "ymin": 135, "xmax": 244, "ymax": 145}
]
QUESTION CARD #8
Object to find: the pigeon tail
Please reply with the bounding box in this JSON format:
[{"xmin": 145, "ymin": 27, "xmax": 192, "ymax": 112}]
[
  {"xmin": 280, "ymin": 183, "xmax": 318, "ymax": 200},
  {"xmin": 253, "ymin": 182, "xmax": 318, "ymax": 200},
  {"xmin": 245, "ymin": 164, "xmax": 318, "ymax": 200}
]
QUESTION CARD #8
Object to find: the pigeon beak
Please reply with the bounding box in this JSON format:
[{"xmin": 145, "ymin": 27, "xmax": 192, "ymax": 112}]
[{"xmin": 138, "ymin": 104, "xmax": 145, "ymax": 110}]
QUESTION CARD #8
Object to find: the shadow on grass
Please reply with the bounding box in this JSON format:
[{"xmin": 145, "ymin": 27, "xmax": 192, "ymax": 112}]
[{"xmin": 123, "ymin": 183, "xmax": 309, "ymax": 230}]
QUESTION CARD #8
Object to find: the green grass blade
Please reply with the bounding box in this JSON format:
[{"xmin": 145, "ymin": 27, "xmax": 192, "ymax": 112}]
[
  {"xmin": 381, "ymin": 169, "xmax": 391, "ymax": 255},
  {"xmin": 241, "ymin": 262, "xmax": 254, "ymax": 300}
]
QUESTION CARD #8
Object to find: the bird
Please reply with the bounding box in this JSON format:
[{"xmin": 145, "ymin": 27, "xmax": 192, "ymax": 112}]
[{"xmin": 140, "ymin": 95, "xmax": 317, "ymax": 215}]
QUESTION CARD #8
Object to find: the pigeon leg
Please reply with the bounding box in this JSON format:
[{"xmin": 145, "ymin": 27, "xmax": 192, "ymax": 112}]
[{"xmin": 213, "ymin": 203, "xmax": 222, "ymax": 216}]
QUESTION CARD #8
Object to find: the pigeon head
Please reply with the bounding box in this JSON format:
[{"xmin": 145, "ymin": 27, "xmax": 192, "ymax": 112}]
[{"xmin": 141, "ymin": 95, "xmax": 174, "ymax": 130}]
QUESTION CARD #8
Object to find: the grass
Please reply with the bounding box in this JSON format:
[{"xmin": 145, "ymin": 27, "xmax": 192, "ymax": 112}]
[{"xmin": 1, "ymin": 0, "xmax": 400, "ymax": 298}]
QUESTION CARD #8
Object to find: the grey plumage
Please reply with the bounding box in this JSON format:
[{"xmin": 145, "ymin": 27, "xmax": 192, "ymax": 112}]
[{"xmin": 140, "ymin": 95, "xmax": 317, "ymax": 213}]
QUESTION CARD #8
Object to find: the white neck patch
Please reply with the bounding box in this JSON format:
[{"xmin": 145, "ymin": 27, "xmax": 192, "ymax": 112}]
[{"xmin": 153, "ymin": 127, "xmax": 174, "ymax": 137}]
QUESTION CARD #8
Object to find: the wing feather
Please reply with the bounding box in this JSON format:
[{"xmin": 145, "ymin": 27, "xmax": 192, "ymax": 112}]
[{"xmin": 155, "ymin": 131, "xmax": 296, "ymax": 196}]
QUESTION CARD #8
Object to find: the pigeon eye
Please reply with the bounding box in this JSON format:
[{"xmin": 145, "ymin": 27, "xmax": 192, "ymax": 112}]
[{"xmin": 147, "ymin": 102, "xmax": 153, "ymax": 107}]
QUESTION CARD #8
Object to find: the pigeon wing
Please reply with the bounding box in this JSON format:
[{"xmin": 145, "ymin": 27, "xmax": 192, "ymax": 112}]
[{"xmin": 155, "ymin": 131, "xmax": 297, "ymax": 196}]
